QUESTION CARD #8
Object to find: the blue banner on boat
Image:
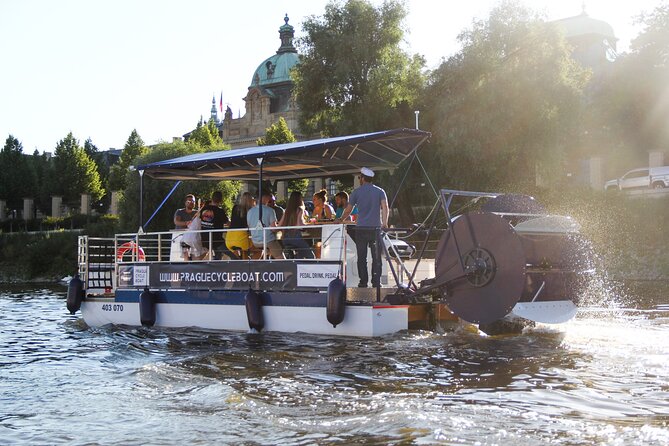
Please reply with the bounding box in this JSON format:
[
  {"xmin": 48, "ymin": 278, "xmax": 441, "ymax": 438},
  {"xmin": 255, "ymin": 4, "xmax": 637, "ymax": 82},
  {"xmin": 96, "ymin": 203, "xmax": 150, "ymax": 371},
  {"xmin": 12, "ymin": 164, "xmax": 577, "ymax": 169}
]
[{"xmin": 117, "ymin": 261, "xmax": 342, "ymax": 291}]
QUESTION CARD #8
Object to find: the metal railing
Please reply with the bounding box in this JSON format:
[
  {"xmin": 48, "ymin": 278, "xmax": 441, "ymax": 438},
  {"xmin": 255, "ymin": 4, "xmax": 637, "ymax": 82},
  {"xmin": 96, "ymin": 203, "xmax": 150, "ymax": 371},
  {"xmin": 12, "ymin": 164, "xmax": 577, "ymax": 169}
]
[
  {"xmin": 113, "ymin": 224, "xmax": 347, "ymax": 263},
  {"xmin": 76, "ymin": 224, "xmax": 443, "ymax": 292},
  {"xmin": 78, "ymin": 236, "xmax": 115, "ymax": 292}
]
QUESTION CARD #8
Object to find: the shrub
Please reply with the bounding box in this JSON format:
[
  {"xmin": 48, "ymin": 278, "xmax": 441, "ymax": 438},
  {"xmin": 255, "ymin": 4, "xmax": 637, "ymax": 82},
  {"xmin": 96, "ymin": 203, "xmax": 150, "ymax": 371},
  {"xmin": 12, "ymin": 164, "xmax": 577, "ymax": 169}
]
[{"xmin": 85, "ymin": 214, "xmax": 119, "ymax": 237}]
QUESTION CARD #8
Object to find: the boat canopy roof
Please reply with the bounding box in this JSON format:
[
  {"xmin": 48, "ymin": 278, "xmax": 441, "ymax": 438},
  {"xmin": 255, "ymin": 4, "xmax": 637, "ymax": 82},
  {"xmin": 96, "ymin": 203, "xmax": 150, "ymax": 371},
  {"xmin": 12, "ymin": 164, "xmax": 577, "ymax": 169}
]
[{"xmin": 137, "ymin": 128, "xmax": 431, "ymax": 181}]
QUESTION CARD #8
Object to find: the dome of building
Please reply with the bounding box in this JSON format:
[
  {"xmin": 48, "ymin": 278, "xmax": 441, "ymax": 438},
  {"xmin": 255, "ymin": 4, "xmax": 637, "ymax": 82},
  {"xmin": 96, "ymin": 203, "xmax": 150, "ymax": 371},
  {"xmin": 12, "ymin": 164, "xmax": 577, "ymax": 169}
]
[
  {"xmin": 250, "ymin": 15, "xmax": 300, "ymax": 88},
  {"xmin": 554, "ymin": 11, "xmax": 615, "ymax": 40}
]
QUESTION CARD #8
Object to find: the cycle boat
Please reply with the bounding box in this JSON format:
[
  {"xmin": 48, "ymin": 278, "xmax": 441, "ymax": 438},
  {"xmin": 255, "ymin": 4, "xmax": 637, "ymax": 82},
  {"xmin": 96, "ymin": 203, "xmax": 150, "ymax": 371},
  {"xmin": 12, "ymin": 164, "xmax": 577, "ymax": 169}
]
[{"xmin": 67, "ymin": 129, "xmax": 593, "ymax": 336}]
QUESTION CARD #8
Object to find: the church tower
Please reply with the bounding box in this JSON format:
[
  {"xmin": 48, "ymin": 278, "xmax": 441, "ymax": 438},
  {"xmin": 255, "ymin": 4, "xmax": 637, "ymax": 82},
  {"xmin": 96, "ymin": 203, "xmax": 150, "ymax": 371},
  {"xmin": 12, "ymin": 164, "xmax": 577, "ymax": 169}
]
[{"xmin": 210, "ymin": 95, "xmax": 219, "ymax": 124}]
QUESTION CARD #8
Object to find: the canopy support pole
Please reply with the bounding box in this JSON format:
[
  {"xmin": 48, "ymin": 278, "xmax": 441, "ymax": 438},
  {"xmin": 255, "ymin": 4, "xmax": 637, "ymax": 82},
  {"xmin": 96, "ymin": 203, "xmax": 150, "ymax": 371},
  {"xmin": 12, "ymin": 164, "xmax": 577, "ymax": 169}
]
[
  {"xmin": 138, "ymin": 169, "xmax": 145, "ymax": 234},
  {"xmin": 257, "ymin": 157, "xmax": 264, "ymax": 258},
  {"xmin": 257, "ymin": 157, "xmax": 264, "ymax": 222},
  {"xmin": 416, "ymin": 155, "xmax": 440, "ymax": 201},
  {"xmin": 389, "ymin": 151, "xmax": 417, "ymax": 209},
  {"xmin": 408, "ymin": 198, "xmax": 443, "ymax": 287},
  {"xmin": 143, "ymin": 180, "xmax": 182, "ymax": 231}
]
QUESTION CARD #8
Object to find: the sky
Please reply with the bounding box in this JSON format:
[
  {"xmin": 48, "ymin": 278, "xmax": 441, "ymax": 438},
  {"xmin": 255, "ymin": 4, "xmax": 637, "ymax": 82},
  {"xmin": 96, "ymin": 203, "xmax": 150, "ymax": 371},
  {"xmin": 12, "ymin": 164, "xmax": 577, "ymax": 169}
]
[{"xmin": 0, "ymin": 0, "xmax": 664, "ymax": 154}]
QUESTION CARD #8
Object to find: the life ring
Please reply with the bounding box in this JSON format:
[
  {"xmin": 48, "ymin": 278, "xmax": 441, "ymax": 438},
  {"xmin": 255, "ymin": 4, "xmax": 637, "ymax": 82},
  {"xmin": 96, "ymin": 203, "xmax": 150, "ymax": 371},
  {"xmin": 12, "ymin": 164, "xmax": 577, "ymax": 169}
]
[{"xmin": 116, "ymin": 241, "xmax": 146, "ymax": 261}]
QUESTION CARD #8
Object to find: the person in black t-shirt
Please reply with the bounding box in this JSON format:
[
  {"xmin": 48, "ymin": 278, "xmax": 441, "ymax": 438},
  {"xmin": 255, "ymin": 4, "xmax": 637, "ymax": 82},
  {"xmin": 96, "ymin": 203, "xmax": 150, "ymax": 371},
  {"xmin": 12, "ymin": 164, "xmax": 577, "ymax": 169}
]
[{"xmin": 200, "ymin": 191, "xmax": 237, "ymax": 260}]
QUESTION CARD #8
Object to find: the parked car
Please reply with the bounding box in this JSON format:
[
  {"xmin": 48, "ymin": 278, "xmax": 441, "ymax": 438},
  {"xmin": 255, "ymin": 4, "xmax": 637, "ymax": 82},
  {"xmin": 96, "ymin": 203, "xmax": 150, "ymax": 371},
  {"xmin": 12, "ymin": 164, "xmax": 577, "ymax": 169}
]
[{"xmin": 604, "ymin": 166, "xmax": 669, "ymax": 191}]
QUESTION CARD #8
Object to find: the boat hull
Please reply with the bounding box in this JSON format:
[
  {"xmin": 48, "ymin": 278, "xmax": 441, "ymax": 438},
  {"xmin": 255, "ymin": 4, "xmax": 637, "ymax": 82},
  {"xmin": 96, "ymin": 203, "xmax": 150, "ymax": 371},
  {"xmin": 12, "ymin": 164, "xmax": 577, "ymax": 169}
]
[{"xmin": 80, "ymin": 290, "xmax": 409, "ymax": 337}]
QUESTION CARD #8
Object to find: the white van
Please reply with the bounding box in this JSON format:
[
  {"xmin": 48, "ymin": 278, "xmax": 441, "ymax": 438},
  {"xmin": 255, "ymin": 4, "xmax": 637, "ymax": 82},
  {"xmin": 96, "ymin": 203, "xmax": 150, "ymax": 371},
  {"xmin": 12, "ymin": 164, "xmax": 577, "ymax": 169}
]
[{"xmin": 604, "ymin": 166, "xmax": 669, "ymax": 191}]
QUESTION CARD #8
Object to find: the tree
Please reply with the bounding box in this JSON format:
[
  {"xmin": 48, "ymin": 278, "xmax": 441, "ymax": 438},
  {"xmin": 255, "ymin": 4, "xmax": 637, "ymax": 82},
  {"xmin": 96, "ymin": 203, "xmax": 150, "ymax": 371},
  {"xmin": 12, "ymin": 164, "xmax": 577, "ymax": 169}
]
[
  {"xmin": 293, "ymin": 0, "xmax": 425, "ymax": 136},
  {"xmin": 0, "ymin": 135, "xmax": 36, "ymax": 211},
  {"xmin": 83, "ymin": 137, "xmax": 112, "ymax": 208},
  {"xmin": 83, "ymin": 137, "xmax": 98, "ymax": 158},
  {"xmin": 628, "ymin": 3, "xmax": 669, "ymax": 152},
  {"xmin": 118, "ymin": 139, "xmax": 240, "ymax": 232},
  {"xmin": 207, "ymin": 118, "xmax": 222, "ymax": 144},
  {"xmin": 420, "ymin": 1, "xmax": 588, "ymax": 190},
  {"xmin": 256, "ymin": 117, "xmax": 308, "ymax": 194},
  {"xmin": 586, "ymin": 2, "xmax": 669, "ymax": 174},
  {"xmin": 187, "ymin": 117, "xmax": 223, "ymax": 148},
  {"xmin": 108, "ymin": 129, "xmax": 147, "ymax": 191},
  {"xmin": 84, "ymin": 137, "xmax": 108, "ymax": 184},
  {"xmin": 256, "ymin": 117, "xmax": 296, "ymax": 146},
  {"xmin": 52, "ymin": 132, "xmax": 105, "ymax": 204},
  {"xmin": 30, "ymin": 149, "xmax": 52, "ymax": 213},
  {"xmin": 632, "ymin": 2, "xmax": 669, "ymax": 66}
]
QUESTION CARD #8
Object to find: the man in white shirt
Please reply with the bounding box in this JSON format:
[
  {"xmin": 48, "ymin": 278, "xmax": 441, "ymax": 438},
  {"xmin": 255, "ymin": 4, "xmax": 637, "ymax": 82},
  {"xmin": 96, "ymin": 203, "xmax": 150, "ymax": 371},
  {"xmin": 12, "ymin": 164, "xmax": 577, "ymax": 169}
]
[{"xmin": 246, "ymin": 190, "xmax": 286, "ymax": 259}]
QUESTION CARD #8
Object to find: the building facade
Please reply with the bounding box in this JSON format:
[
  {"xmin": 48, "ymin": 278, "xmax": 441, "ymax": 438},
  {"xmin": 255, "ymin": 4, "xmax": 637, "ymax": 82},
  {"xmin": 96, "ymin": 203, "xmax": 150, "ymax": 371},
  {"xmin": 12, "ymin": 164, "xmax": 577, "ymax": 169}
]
[{"xmin": 219, "ymin": 15, "xmax": 302, "ymax": 149}]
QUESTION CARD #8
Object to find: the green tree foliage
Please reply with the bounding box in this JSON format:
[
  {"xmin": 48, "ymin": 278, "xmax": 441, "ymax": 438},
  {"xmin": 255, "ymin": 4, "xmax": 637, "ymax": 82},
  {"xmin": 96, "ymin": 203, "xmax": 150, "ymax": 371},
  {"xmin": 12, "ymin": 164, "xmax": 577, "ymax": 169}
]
[
  {"xmin": 0, "ymin": 135, "xmax": 36, "ymax": 211},
  {"xmin": 586, "ymin": 2, "xmax": 669, "ymax": 174},
  {"xmin": 108, "ymin": 129, "xmax": 147, "ymax": 191},
  {"xmin": 256, "ymin": 117, "xmax": 308, "ymax": 194},
  {"xmin": 187, "ymin": 117, "xmax": 224, "ymax": 148},
  {"xmin": 293, "ymin": 0, "xmax": 425, "ymax": 136},
  {"xmin": 83, "ymin": 137, "xmax": 98, "ymax": 158},
  {"xmin": 84, "ymin": 137, "xmax": 107, "ymax": 181},
  {"xmin": 633, "ymin": 2, "xmax": 669, "ymax": 65},
  {"xmin": 0, "ymin": 232, "xmax": 79, "ymax": 280},
  {"xmin": 631, "ymin": 2, "xmax": 669, "ymax": 150},
  {"xmin": 207, "ymin": 118, "xmax": 222, "ymax": 143},
  {"xmin": 256, "ymin": 117, "xmax": 296, "ymax": 146},
  {"xmin": 30, "ymin": 149, "xmax": 52, "ymax": 213},
  {"xmin": 118, "ymin": 139, "xmax": 239, "ymax": 232},
  {"xmin": 420, "ymin": 1, "xmax": 588, "ymax": 190},
  {"xmin": 52, "ymin": 133, "xmax": 105, "ymax": 204},
  {"xmin": 84, "ymin": 137, "xmax": 112, "ymax": 208}
]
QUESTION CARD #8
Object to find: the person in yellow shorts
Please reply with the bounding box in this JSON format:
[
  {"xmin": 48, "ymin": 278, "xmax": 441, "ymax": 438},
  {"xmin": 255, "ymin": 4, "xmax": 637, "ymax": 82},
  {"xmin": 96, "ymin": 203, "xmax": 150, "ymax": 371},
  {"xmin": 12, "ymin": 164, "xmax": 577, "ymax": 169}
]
[{"xmin": 225, "ymin": 192, "xmax": 255, "ymax": 255}]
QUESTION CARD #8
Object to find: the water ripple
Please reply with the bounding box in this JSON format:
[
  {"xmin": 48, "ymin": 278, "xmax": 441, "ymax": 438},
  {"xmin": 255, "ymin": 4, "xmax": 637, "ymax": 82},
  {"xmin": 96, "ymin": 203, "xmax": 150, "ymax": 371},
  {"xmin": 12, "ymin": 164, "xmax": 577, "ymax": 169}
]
[{"xmin": 1, "ymin": 283, "xmax": 668, "ymax": 444}]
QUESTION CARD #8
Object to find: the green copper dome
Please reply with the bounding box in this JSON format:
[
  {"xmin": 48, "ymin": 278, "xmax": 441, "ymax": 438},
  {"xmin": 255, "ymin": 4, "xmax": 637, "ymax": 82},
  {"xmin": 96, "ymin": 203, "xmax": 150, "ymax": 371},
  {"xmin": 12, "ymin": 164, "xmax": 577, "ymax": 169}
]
[
  {"xmin": 250, "ymin": 14, "xmax": 300, "ymax": 88},
  {"xmin": 251, "ymin": 52, "xmax": 300, "ymax": 87}
]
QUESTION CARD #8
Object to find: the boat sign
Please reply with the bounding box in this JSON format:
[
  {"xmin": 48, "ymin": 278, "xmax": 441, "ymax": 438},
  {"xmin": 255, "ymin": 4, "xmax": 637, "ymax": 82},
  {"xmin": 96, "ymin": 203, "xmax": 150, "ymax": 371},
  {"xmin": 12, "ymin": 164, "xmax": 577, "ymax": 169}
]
[
  {"xmin": 133, "ymin": 265, "xmax": 149, "ymax": 287},
  {"xmin": 117, "ymin": 261, "xmax": 342, "ymax": 291},
  {"xmin": 297, "ymin": 263, "xmax": 340, "ymax": 287}
]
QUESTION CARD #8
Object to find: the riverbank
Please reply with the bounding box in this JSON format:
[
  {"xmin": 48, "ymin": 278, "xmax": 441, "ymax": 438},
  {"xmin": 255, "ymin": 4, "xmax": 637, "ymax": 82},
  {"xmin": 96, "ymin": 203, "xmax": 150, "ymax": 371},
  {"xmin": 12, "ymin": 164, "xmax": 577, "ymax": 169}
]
[
  {"xmin": 0, "ymin": 215, "xmax": 118, "ymax": 284},
  {"xmin": 536, "ymin": 189, "xmax": 669, "ymax": 282},
  {"xmin": 1, "ymin": 193, "xmax": 667, "ymax": 283},
  {"xmin": 0, "ymin": 231, "xmax": 81, "ymax": 284}
]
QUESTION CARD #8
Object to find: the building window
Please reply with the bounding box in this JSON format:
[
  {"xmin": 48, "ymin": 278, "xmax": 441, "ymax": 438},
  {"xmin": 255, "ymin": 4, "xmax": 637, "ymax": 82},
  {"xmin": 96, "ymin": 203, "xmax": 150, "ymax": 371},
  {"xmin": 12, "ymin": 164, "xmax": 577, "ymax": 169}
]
[{"xmin": 328, "ymin": 180, "xmax": 337, "ymax": 197}]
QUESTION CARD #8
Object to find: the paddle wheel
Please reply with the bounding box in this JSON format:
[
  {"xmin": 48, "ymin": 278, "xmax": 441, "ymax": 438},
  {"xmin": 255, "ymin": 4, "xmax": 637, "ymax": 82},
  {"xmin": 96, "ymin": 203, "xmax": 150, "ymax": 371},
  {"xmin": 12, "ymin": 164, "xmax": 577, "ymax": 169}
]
[{"xmin": 388, "ymin": 191, "xmax": 594, "ymax": 333}]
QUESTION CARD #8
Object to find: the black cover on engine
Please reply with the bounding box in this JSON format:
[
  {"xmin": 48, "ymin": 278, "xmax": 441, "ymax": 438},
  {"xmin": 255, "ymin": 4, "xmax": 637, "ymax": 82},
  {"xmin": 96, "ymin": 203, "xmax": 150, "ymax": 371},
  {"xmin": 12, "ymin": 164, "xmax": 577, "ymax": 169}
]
[{"xmin": 481, "ymin": 194, "xmax": 546, "ymax": 215}]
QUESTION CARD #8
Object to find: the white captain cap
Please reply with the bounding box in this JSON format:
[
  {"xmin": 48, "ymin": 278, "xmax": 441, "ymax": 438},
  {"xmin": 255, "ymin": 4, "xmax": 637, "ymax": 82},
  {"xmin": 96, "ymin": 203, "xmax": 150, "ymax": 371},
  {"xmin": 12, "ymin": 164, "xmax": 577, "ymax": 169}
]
[{"xmin": 360, "ymin": 167, "xmax": 375, "ymax": 177}]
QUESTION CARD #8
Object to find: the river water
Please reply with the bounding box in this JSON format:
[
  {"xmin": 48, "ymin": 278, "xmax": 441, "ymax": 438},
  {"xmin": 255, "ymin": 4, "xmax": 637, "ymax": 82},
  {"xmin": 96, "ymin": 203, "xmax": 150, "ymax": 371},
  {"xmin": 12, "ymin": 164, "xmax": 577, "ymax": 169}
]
[{"xmin": 1, "ymin": 282, "xmax": 668, "ymax": 445}]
